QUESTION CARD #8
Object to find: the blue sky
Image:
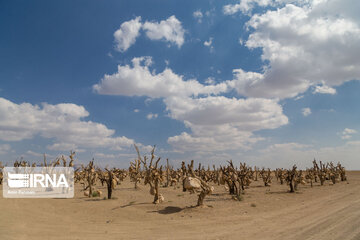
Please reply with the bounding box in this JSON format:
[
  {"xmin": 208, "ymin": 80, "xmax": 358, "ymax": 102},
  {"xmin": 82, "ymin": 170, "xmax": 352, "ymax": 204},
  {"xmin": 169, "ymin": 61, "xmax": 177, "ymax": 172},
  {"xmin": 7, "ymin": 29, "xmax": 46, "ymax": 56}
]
[{"xmin": 1, "ymin": 0, "xmax": 359, "ymax": 169}]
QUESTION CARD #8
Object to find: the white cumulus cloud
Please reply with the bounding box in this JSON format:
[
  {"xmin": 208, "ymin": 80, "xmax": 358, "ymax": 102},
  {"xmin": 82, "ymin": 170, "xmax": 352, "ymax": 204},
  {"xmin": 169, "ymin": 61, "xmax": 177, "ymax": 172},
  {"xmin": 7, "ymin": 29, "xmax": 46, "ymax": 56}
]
[
  {"xmin": 227, "ymin": 1, "xmax": 360, "ymax": 99},
  {"xmin": 343, "ymin": 128, "xmax": 357, "ymax": 135},
  {"xmin": 93, "ymin": 57, "xmax": 228, "ymax": 98},
  {"xmin": 94, "ymin": 57, "xmax": 289, "ymax": 153},
  {"xmin": 165, "ymin": 96, "xmax": 288, "ymax": 152},
  {"xmin": 146, "ymin": 113, "xmax": 158, "ymax": 120},
  {"xmin": 114, "ymin": 16, "xmax": 142, "ymax": 52},
  {"xmin": 341, "ymin": 128, "xmax": 357, "ymax": 140},
  {"xmin": 114, "ymin": 16, "xmax": 186, "ymax": 52},
  {"xmin": 302, "ymin": 107, "xmax": 312, "ymax": 116},
  {"xmin": 193, "ymin": 10, "xmax": 203, "ymax": 23},
  {"xmin": 0, "ymin": 97, "xmax": 138, "ymax": 152},
  {"xmin": 313, "ymin": 84, "xmax": 337, "ymax": 95},
  {"xmin": 223, "ymin": 0, "xmax": 273, "ymax": 15},
  {"xmin": 142, "ymin": 15, "xmax": 185, "ymax": 48},
  {"xmin": 204, "ymin": 37, "xmax": 213, "ymax": 47}
]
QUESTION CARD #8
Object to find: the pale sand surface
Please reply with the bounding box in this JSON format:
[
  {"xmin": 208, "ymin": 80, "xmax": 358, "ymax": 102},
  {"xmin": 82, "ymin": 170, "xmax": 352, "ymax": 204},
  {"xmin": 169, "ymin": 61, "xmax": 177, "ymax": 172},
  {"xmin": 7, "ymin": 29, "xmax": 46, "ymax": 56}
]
[{"xmin": 1, "ymin": 171, "xmax": 359, "ymax": 240}]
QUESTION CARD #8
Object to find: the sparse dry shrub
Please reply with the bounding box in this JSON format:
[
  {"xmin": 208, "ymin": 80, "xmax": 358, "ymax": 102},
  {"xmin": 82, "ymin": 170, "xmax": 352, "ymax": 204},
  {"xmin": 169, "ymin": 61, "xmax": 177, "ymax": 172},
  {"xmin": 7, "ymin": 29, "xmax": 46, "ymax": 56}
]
[
  {"xmin": 275, "ymin": 168, "xmax": 285, "ymax": 184},
  {"xmin": 220, "ymin": 165, "xmax": 237, "ymax": 195},
  {"xmin": 337, "ymin": 162, "xmax": 347, "ymax": 181},
  {"xmin": 223, "ymin": 161, "xmax": 253, "ymax": 198},
  {"xmin": 285, "ymin": 165, "xmax": 297, "ymax": 193},
  {"xmin": 254, "ymin": 166, "xmax": 259, "ymax": 181},
  {"xmin": 135, "ymin": 145, "xmax": 165, "ymax": 204},
  {"xmin": 183, "ymin": 160, "xmax": 214, "ymax": 206},
  {"xmin": 313, "ymin": 160, "xmax": 327, "ymax": 186},
  {"xmin": 259, "ymin": 168, "xmax": 272, "ymax": 187},
  {"xmin": 328, "ymin": 162, "xmax": 340, "ymax": 184},
  {"xmin": 284, "ymin": 165, "xmax": 306, "ymax": 192},
  {"xmin": 98, "ymin": 168, "xmax": 119, "ymax": 199},
  {"xmin": 82, "ymin": 159, "xmax": 98, "ymax": 198},
  {"xmin": 305, "ymin": 168, "xmax": 315, "ymax": 187},
  {"xmin": 129, "ymin": 150, "xmax": 143, "ymax": 189}
]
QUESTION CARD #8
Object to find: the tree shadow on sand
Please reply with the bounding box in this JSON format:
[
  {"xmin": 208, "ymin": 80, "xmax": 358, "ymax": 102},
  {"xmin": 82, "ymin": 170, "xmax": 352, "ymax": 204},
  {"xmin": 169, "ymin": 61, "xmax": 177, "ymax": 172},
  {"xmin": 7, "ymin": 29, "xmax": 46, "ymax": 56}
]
[
  {"xmin": 149, "ymin": 205, "xmax": 213, "ymax": 215},
  {"xmin": 266, "ymin": 191, "xmax": 303, "ymax": 194},
  {"xmin": 155, "ymin": 206, "xmax": 183, "ymax": 214},
  {"xmin": 112, "ymin": 201, "xmax": 151, "ymax": 210}
]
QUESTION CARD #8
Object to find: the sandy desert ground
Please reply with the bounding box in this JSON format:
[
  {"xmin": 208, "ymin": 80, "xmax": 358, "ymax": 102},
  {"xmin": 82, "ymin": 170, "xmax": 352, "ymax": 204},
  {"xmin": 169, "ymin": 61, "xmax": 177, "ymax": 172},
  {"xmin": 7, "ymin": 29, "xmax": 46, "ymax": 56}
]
[{"xmin": 1, "ymin": 171, "xmax": 359, "ymax": 240}]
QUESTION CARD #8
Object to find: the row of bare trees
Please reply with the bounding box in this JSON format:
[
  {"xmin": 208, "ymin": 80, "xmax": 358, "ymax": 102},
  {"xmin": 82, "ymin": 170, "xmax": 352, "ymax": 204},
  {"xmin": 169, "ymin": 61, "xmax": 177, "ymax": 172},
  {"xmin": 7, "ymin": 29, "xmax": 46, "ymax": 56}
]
[
  {"xmin": 0, "ymin": 149, "xmax": 349, "ymax": 207},
  {"xmin": 274, "ymin": 159, "xmax": 348, "ymax": 192}
]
